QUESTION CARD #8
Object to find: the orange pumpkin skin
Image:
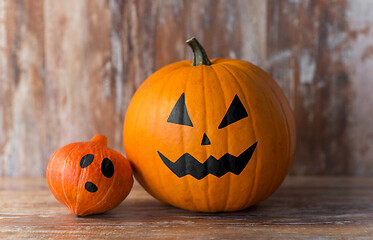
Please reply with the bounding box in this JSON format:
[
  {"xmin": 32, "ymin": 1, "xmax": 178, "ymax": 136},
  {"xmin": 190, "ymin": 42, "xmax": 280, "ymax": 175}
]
[
  {"xmin": 47, "ymin": 135, "xmax": 133, "ymax": 216},
  {"xmin": 123, "ymin": 39, "xmax": 296, "ymax": 212}
]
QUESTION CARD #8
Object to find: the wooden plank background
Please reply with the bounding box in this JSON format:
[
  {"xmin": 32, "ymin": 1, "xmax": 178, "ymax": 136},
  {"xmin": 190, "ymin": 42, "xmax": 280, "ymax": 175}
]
[{"xmin": 0, "ymin": 0, "xmax": 372, "ymax": 177}]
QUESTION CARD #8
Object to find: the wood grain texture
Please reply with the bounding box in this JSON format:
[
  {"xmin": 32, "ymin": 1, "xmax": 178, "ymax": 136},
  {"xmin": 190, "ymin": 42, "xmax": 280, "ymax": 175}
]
[
  {"xmin": 0, "ymin": 0, "xmax": 373, "ymax": 176},
  {"xmin": 1, "ymin": 177, "xmax": 373, "ymax": 239},
  {"xmin": 266, "ymin": 0, "xmax": 373, "ymax": 175},
  {"xmin": 0, "ymin": 0, "xmax": 46, "ymax": 177},
  {"xmin": 0, "ymin": 0, "xmax": 266, "ymax": 176}
]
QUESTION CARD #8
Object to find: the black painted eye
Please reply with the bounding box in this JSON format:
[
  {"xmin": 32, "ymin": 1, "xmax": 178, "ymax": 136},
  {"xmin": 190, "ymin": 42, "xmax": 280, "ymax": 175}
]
[
  {"xmin": 167, "ymin": 93, "xmax": 193, "ymax": 127},
  {"xmin": 101, "ymin": 158, "xmax": 114, "ymax": 178},
  {"xmin": 218, "ymin": 95, "xmax": 248, "ymax": 129},
  {"xmin": 80, "ymin": 154, "xmax": 94, "ymax": 168},
  {"xmin": 85, "ymin": 181, "xmax": 98, "ymax": 193}
]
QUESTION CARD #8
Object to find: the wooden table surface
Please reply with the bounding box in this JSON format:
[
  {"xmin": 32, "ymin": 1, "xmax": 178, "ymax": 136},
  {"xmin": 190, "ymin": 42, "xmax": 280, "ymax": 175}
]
[{"xmin": 1, "ymin": 177, "xmax": 373, "ymax": 239}]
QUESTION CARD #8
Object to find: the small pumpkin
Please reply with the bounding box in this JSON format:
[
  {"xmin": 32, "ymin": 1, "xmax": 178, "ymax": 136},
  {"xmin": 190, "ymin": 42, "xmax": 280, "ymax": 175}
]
[
  {"xmin": 47, "ymin": 135, "xmax": 133, "ymax": 216},
  {"xmin": 123, "ymin": 37, "xmax": 296, "ymax": 212}
]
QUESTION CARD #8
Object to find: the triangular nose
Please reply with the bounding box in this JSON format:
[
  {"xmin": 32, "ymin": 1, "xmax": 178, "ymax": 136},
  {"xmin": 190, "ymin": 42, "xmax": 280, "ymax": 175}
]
[{"xmin": 201, "ymin": 133, "xmax": 211, "ymax": 145}]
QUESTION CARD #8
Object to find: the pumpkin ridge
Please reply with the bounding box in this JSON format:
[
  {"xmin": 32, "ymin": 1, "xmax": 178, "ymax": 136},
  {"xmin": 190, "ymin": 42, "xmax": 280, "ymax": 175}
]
[
  {"xmin": 82, "ymin": 158, "xmax": 115, "ymax": 215},
  {"xmin": 218, "ymin": 63, "xmax": 260, "ymax": 208},
  {"xmin": 77, "ymin": 144, "xmax": 108, "ymax": 216},
  {"xmin": 80, "ymin": 146, "xmax": 132, "ymax": 215},
  {"xmin": 75, "ymin": 142, "xmax": 98, "ymax": 215},
  {"xmin": 244, "ymin": 63, "xmax": 291, "ymax": 184},
  {"xmin": 209, "ymin": 64, "xmax": 230, "ymax": 211},
  {"xmin": 135, "ymin": 66, "xmax": 189, "ymax": 206},
  {"xmin": 255, "ymin": 64, "xmax": 296, "ymax": 157},
  {"xmin": 224, "ymin": 62, "xmax": 287, "ymax": 206},
  {"xmin": 126, "ymin": 68, "xmax": 164, "ymax": 194},
  {"xmin": 153, "ymin": 68, "xmax": 184, "ymax": 204},
  {"xmin": 201, "ymin": 66, "xmax": 212, "ymax": 211},
  {"xmin": 130, "ymin": 66, "xmax": 182, "ymax": 125},
  {"xmin": 237, "ymin": 64, "xmax": 281, "ymax": 205},
  {"xmin": 61, "ymin": 144, "xmax": 81, "ymax": 212},
  {"xmin": 74, "ymin": 151, "xmax": 86, "ymax": 215},
  {"xmin": 182, "ymin": 66, "xmax": 199, "ymax": 211},
  {"xmin": 47, "ymin": 146, "xmax": 70, "ymax": 207},
  {"xmin": 249, "ymin": 65, "xmax": 295, "ymax": 182}
]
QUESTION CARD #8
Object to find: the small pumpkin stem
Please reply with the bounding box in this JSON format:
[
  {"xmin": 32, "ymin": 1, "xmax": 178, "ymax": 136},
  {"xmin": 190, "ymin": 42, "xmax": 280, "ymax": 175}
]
[
  {"xmin": 186, "ymin": 37, "xmax": 211, "ymax": 66},
  {"xmin": 91, "ymin": 135, "xmax": 107, "ymax": 146}
]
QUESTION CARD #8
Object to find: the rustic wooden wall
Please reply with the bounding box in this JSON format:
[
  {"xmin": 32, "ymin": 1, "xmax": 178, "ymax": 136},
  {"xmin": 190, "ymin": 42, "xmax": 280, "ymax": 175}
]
[
  {"xmin": 267, "ymin": 0, "xmax": 373, "ymax": 175},
  {"xmin": 0, "ymin": 0, "xmax": 372, "ymax": 176}
]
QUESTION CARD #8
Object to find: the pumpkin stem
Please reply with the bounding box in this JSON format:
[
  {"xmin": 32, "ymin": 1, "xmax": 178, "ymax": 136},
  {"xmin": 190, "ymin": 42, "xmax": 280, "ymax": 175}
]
[
  {"xmin": 186, "ymin": 37, "xmax": 211, "ymax": 66},
  {"xmin": 91, "ymin": 135, "xmax": 107, "ymax": 146}
]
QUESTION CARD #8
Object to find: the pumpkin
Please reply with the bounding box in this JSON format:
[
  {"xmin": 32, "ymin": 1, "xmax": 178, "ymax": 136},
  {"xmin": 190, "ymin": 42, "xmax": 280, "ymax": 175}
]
[
  {"xmin": 46, "ymin": 135, "xmax": 133, "ymax": 216},
  {"xmin": 123, "ymin": 37, "xmax": 296, "ymax": 212}
]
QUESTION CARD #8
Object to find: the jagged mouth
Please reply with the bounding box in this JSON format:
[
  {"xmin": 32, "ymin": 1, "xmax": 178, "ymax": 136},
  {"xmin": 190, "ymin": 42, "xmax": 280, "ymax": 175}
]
[{"xmin": 157, "ymin": 142, "xmax": 257, "ymax": 180}]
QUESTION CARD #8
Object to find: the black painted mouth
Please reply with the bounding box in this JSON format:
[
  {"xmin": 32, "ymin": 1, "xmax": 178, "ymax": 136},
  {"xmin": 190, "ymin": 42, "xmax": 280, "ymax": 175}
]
[{"xmin": 157, "ymin": 142, "xmax": 257, "ymax": 180}]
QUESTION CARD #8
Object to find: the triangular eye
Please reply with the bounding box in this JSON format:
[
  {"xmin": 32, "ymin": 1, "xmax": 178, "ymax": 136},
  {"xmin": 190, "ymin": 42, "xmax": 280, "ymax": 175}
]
[
  {"xmin": 167, "ymin": 93, "xmax": 193, "ymax": 127},
  {"xmin": 218, "ymin": 95, "xmax": 248, "ymax": 129}
]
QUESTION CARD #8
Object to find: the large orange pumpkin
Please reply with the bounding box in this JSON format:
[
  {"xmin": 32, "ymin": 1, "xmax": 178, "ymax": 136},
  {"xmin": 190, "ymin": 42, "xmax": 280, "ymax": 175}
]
[
  {"xmin": 123, "ymin": 38, "xmax": 296, "ymax": 212},
  {"xmin": 47, "ymin": 135, "xmax": 133, "ymax": 216}
]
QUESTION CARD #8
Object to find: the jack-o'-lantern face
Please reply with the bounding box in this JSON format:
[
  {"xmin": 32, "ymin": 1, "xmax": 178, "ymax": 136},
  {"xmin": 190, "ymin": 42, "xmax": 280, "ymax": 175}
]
[
  {"xmin": 158, "ymin": 93, "xmax": 257, "ymax": 180},
  {"xmin": 47, "ymin": 135, "xmax": 133, "ymax": 216},
  {"xmin": 123, "ymin": 38, "xmax": 296, "ymax": 212}
]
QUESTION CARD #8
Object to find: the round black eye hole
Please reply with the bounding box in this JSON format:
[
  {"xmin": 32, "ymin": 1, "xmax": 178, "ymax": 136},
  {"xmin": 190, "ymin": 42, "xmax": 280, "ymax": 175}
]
[
  {"xmin": 101, "ymin": 158, "xmax": 114, "ymax": 178},
  {"xmin": 80, "ymin": 154, "xmax": 94, "ymax": 168},
  {"xmin": 84, "ymin": 181, "xmax": 98, "ymax": 193}
]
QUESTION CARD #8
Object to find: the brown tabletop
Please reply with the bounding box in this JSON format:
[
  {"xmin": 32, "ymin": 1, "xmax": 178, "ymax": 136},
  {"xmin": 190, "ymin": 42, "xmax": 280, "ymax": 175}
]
[{"xmin": 1, "ymin": 176, "xmax": 373, "ymax": 239}]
